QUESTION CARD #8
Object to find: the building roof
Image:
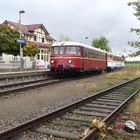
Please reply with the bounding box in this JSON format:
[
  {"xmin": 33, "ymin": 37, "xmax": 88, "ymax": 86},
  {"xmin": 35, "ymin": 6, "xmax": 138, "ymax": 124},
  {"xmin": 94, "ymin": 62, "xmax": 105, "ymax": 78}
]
[
  {"xmin": 3, "ymin": 20, "xmax": 51, "ymax": 38},
  {"xmin": 28, "ymin": 41, "xmax": 51, "ymax": 47}
]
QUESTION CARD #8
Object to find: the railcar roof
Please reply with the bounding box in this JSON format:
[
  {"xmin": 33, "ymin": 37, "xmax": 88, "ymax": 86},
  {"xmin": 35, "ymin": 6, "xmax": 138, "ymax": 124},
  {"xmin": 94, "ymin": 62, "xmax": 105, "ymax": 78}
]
[
  {"xmin": 52, "ymin": 41, "xmax": 107, "ymax": 53},
  {"xmin": 108, "ymin": 52, "xmax": 122, "ymax": 57}
]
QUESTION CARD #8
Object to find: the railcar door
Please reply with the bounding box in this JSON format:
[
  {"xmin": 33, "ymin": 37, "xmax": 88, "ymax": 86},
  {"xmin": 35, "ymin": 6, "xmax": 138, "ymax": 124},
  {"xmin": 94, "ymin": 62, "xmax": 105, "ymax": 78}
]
[{"xmin": 80, "ymin": 47, "xmax": 85, "ymax": 72}]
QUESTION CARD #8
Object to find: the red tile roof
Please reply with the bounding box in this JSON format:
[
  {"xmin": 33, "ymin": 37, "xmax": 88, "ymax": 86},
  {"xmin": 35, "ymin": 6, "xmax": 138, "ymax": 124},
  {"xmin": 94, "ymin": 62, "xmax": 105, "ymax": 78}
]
[
  {"xmin": 4, "ymin": 20, "xmax": 28, "ymax": 34},
  {"xmin": 26, "ymin": 24, "xmax": 42, "ymax": 31},
  {"xmin": 4, "ymin": 20, "xmax": 51, "ymax": 38}
]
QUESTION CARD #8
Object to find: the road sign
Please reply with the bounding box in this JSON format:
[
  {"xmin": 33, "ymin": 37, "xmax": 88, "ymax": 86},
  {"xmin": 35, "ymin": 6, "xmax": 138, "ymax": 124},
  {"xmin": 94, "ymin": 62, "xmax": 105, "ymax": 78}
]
[{"xmin": 16, "ymin": 38, "xmax": 26, "ymax": 44}]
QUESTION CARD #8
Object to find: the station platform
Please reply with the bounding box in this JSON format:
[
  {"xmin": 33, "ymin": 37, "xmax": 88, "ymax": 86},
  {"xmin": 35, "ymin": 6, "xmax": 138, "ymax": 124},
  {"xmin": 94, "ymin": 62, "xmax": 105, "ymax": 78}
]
[{"xmin": 0, "ymin": 69, "xmax": 50, "ymax": 75}]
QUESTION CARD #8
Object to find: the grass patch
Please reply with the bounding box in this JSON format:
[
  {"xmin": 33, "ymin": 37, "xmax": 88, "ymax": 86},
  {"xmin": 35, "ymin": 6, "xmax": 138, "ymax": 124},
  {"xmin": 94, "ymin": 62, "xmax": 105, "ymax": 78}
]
[
  {"xmin": 78, "ymin": 79, "xmax": 92, "ymax": 83},
  {"xmin": 86, "ymin": 83, "xmax": 100, "ymax": 93},
  {"xmin": 105, "ymin": 68, "xmax": 140, "ymax": 82},
  {"xmin": 78, "ymin": 79, "xmax": 100, "ymax": 93},
  {"xmin": 105, "ymin": 79, "xmax": 115, "ymax": 86},
  {"xmin": 130, "ymin": 94, "xmax": 140, "ymax": 112},
  {"xmin": 125, "ymin": 63, "xmax": 140, "ymax": 67}
]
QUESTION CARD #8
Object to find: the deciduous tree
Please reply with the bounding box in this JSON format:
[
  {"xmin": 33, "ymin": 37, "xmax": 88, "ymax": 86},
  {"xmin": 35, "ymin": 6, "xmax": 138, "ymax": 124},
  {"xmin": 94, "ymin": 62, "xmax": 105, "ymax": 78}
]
[
  {"xmin": 128, "ymin": 0, "xmax": 140, "ymax": 55},
  {"xmin": 0, "ymin": 24, "xmax": 19, "ymax": 55},
  {"xmin": 24, "ymin": 42, "xmax": 38, "ymax": 57},
  {"xmin": 24, "ymin": 42, "xmax": 38, "ymax": 69},
  {"xmin": 58, "ymin": 34, "xmax": 72, "ymax": 42},
  {"xmin": 91, "ymin": 36, "xmax": 111, "ymax": 52}
]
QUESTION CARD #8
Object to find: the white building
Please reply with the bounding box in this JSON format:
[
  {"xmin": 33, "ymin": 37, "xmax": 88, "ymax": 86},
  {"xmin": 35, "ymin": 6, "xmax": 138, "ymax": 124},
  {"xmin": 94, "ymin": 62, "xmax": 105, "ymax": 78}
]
[
  {"xmin": 0, "ymin": 20, "xmax": 54, "ymax": 70},
  {"xmin": 125, "ymin": 56, "xmax": 140, "ymax": 63}
]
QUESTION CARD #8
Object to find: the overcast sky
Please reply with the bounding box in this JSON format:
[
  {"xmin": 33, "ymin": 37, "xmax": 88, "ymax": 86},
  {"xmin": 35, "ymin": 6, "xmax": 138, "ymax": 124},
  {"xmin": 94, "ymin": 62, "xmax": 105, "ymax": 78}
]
[{"xmin": 0, "ymin": 0, "xmax": 139, "ymax": 54}]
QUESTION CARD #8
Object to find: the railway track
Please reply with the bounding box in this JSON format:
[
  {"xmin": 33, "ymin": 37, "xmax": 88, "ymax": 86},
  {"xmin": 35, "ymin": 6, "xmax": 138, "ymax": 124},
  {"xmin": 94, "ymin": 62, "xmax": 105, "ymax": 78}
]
[
  {"xmin": 0, "ymin": 77, "xmax": 140, "ymax": 140},
  {"xmin": 0, "ymin": 77, "xmax": 60, "ymax": 96},
  {"xmin": 0, "ymin": 71, "xmax": 100, "ymax": 96}
]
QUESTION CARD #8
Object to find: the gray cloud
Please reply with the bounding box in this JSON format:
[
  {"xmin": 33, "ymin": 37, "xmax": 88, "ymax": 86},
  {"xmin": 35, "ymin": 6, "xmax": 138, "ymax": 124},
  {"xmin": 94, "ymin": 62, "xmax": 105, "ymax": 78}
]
[{"xmin": 0, "ymin": 0, "xmax": 139, "ymax": 53}]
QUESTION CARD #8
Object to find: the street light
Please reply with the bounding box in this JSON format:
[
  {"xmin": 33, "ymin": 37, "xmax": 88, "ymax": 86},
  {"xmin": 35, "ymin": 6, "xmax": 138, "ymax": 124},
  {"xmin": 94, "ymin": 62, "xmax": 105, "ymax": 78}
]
[
  {"xmin": 19, "ymin": 10, "xmax": 25, "ymax": 71},
  {"xmin": 85, "ymin": 36, "xmax": 88, "ymax": 44}
]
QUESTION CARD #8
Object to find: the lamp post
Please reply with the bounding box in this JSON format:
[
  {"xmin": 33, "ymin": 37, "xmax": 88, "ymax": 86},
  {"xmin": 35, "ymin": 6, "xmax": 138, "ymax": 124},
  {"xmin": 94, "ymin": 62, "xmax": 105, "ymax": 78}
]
[
  {"xmin": 19, "ymin": 10, "xmax": 25, "ymax": 71},
  {"xmin": 85, "ymin": 36, "xmax": 88, "ymax": 44}
]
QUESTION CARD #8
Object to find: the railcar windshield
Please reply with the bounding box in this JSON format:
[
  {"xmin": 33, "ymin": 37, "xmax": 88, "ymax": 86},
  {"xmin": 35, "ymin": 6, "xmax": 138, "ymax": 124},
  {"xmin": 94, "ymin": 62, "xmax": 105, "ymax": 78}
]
[
  {"xmin": 51, "ymin": 45, "xmax": 81, "ymax": 55},
  {"xmin": 51, "ymin": 46, "xmax": 59, "ymax": 55},
  {"xmin": 65, "ymin": 46, "xmax": 80, "ymax": 55}
]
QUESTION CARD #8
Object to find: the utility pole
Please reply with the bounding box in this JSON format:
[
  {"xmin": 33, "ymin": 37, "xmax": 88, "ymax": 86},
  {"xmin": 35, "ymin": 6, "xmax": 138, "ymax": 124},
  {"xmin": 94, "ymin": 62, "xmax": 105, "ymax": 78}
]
[
  {"xmin": 19, "ymin": 10, "xmax": 25, "ymax": 70},
  {"xmin": 85, "ymin": 36, "xmax": 88, "ymax": 44}
]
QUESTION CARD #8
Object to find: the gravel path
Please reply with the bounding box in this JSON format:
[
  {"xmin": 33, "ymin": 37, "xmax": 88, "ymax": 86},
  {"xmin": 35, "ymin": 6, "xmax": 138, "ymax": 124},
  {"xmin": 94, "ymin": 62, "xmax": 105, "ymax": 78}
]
[{"xmin": 0, "ymin": 73, "xmax": 126, "ymax": 132}]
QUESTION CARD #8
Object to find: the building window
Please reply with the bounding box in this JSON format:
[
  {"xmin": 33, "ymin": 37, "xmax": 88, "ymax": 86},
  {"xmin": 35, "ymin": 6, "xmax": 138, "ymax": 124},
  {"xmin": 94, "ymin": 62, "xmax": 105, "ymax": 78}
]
[
  {"xmin": 34, "ymin": 36, "xmax": 37, "ymax": 41},
  {"xmin": 12, "ymin": 56, "xmax": 18, "ymax": 61},
  {"xmin": 0, "ymin": 53, "xmax": 3, "ymax": 61},
  {"xmin": 0, "ymin": 56, "xmax": 3, "ymax": 61},
  {"xmin": 41, "ymin": 55, "xmax": 44, "ymax": 60},
  {"xmin": 42, "ymin": 37, "xmax": 44, "ymax": 43},
  {"xmin": 37, "ymin": 54, "xmax": 39, "ymax": 59}
]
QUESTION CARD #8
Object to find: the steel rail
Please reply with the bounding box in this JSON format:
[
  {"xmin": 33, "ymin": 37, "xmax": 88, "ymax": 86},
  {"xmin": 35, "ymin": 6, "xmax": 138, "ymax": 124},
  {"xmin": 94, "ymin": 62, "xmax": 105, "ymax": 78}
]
[
  {"xmin": 0, "ymin": 77, "xmax": 52, "ymax": 88},
  {"xmin": 0, "ymin": 79, "xmax": 65, "ymax": 98}
]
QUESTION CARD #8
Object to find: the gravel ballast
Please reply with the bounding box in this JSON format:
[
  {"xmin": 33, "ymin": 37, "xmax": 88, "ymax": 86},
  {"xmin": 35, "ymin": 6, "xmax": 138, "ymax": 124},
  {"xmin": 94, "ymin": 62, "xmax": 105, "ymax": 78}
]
[{"xmin": 0, "ymin": 73, "xmax": 131, "ymax": 132}]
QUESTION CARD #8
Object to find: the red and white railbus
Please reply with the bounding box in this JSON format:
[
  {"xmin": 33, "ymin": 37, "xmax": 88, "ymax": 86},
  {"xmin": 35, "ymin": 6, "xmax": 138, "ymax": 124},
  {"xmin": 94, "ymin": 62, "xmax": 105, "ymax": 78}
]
[{"xmin": 50, "ymin": 41, "xmax": 107, "ymax": 74}]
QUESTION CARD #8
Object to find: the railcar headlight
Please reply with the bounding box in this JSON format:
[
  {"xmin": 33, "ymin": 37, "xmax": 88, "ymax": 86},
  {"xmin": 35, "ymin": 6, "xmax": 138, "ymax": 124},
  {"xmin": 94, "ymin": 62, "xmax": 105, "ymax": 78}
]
[
  {"xmin": 51, "ymin": 60, "xmax": 55, "ymax": 64},
  {"xmin": 68, "ymin": 60, "xmax": 72, "ymax": 64}
]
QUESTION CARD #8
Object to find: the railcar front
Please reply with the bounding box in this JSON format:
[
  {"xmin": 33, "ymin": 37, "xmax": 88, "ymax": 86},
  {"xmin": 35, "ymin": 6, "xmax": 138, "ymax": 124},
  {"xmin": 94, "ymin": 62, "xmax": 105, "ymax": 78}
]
[{"xmin": 50, "ymin": 42, "xmax": 83, "ymax": 74}]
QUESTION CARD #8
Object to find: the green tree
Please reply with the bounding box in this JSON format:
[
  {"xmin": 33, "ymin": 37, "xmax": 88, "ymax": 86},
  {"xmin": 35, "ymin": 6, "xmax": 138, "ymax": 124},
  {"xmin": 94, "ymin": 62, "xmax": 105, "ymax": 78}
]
[
  {"xmin": 24, "ymin": 42, "xmax": 38, "ymax": 69},
  {"xmin": 128, "ymin": 0, "xmax": 140, "ymax": 55},
  {"xmin": 58, "ymin": 34, "xmax": 72, "ymax": 42},
  {"xmin": 24, "ymin": 42, "xmax": 38, "ymax": 57},
  {"xmin": 91, "ymin": 36, "xmax": 111, "ymax": 52},
  {"xmin": 0, "ymin": 24, "xmax": 20, "ymax": 55}
]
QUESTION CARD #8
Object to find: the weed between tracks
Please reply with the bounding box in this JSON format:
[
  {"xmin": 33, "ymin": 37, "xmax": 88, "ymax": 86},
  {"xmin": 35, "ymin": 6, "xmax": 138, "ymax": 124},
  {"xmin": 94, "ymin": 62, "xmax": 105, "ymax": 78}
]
[
  {"xmin": 129, "ymin": 94, "xmax": 140, "ymax": 112},
  {"xmin": 87, "ymin": 84, "xmax": 100, "ymax": 93},
  {"xmin": 78, "ymin": 79, "xmax": 100, "ymax": 93}
]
